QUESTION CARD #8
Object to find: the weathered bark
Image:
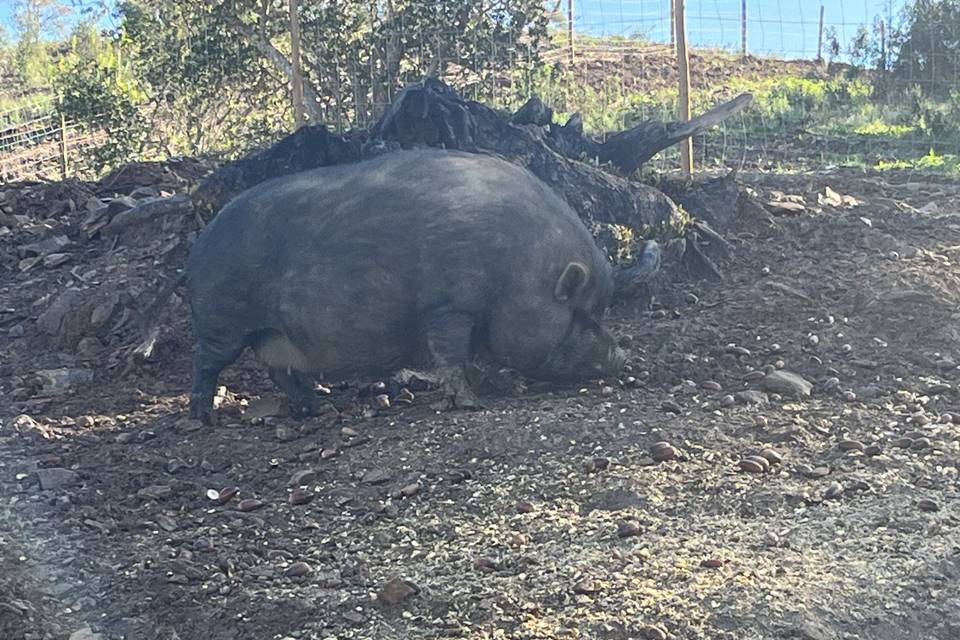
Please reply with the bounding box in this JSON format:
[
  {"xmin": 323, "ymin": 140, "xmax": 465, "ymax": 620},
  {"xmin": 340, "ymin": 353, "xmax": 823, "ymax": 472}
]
[
  {"xmin": 598, "ymin": 93, "xmax": 753, "ymax": 175},
  {"xmin": 509, "ymin": 92, "xmax": 753, "ymax": 177}
]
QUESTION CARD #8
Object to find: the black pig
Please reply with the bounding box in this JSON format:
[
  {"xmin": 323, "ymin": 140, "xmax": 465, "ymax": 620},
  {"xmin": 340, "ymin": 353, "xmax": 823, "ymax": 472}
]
[{"xmin": 185, "ymin": 149, "xmax": 627, "ymax": 423}]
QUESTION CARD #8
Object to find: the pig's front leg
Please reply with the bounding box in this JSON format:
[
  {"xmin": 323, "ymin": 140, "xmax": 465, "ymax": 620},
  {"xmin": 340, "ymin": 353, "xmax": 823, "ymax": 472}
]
[{"xmin": 421, "ymin": 308, "xmax": 484, "ymax": 410}]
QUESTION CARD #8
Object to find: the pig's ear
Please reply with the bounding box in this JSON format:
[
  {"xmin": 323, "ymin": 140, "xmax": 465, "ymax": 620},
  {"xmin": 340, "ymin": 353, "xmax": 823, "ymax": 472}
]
[{"xmin": 555, "ymin": 261, "xmax": 590, "ymax": 301}]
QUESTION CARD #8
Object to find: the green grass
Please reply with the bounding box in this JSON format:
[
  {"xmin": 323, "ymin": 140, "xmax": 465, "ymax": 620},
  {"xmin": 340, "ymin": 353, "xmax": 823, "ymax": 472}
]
[{"xmin": 507, "ymin": 62, "xmax": 960, "ymax": 176}]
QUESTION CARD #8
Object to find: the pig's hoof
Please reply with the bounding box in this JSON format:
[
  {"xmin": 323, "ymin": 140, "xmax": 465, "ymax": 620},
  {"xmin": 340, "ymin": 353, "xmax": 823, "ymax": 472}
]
[
  {"xmin": 287, "ymin": 396, "xmax": 330, "ymax": 418},
  {"xmin": 188, "ymin": 399, "xmax": 214, "ymax": 426}
]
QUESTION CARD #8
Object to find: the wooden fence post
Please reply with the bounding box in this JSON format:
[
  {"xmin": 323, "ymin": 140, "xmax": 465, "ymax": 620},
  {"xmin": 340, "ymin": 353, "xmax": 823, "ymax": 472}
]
[
  {"xmin": 289, "ymin": 0, "xmax": 305, "ymax": 128},
  {"xmin": 741, "ymin": 0, "xmax": 748, "ymax": 58},
  {"xmin": 669, "ymin": 0, "xmax": 675, "ymax": 52},
  {"xmin": 675, "ymin": 0, "xmax": 693, "ymax": 175},
  {"xmin": 816, "ymin": 5, "xmax": 825, "ymax": 62},
  {"xmin": 567, "ymin": 0, "xmax": 575, "ymax": 66},
  {"xmin": 58, "ymin": 101, "xmax": 68, "ymax": 180}
]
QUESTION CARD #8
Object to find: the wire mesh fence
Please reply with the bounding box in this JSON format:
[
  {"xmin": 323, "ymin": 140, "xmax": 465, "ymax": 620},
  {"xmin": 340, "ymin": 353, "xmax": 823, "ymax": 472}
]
[
  {"xmin": 1, "ymin": 0, "xmax": 958, "ymax": 182},
  {"xmin": 0, "ymin": 94, "xmax": 107, "ymax": 182}
]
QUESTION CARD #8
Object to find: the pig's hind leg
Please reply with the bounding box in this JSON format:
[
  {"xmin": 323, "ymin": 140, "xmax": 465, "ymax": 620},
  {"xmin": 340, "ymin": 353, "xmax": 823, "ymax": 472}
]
[
  {"xmin": 251, "ymin": 330, "xmax": 329, "ymax": 416},
  {"xmin": 189, "ymin": 337, "xmax": 245, "ymax": 425},
  {"xmin": 267, "ymin": 367, "xmax": 328, "ymax": 417},
  {"xmin": 422, "ymin": 308, "xmax": 484, "ymax": 410}
]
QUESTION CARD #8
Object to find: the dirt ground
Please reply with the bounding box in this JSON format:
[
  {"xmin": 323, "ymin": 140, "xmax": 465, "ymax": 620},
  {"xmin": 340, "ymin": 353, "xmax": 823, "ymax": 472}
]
[{"xmin": 1, "ymin": 161, "xmax": 959, "ymax": 640}]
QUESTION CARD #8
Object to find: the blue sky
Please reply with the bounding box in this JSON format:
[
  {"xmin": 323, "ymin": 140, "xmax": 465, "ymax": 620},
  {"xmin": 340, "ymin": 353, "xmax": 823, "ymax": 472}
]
[
  {"xmin": 2, "ymin": 1, "xmax": 908, "ymax": 60},
  {"xmin": 570, "ymin": 1, "xmax": 908, "ymax": 58}
]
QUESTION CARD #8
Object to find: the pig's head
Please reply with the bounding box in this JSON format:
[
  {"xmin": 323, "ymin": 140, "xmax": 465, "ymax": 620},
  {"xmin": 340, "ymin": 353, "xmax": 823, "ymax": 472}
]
[{"xmin": 487, "ymin": 259, "xmax": 625, "ymax": 382}]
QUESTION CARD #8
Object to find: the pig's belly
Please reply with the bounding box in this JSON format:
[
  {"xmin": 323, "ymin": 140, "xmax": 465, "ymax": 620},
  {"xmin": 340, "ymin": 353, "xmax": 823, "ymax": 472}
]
[{"xmin": 253, "ymin": 329, "xmax": 413, "ymax": 378}]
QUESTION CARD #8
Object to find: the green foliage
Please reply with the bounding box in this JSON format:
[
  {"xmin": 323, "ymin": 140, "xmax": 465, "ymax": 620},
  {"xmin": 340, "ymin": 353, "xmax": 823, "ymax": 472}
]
[
  {"xmin": 52, "ymin": 0, "xmax": 549, "ymax": 164},
  {"xmin": 13, "ymin": 4, "xmax": 51, "ymax": 87},
  {"xmin": 296, "ymin": 0, "xmax": 549, "ymax": 126},
  {"xmin": 118, "ymin": 1, "xmax": 285, "ymax": 156},
  {"xmin": 55, "ymin": 21, "xmax": 145, "ymax": 171},
  {"xmin": 892, "ymin": 0, "xmax": 960, "ymax": 97}
]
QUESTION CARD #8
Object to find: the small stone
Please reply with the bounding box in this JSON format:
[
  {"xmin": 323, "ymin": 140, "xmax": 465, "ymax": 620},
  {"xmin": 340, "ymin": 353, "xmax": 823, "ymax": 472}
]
[
  {"xmin": 824, "ymin": 482, "xmax": 844, "ymax": 499},
  {"xmin": 400, "ymin": 483, "xmax": 420, "ymax": 498},
  {"xmin": 275, "ymin": 425, "xmax": 297, "ymax": 442},
  {"xmin": 725, "ymin": 345, "xmax": 751, "ymax": 357},
  {"xmin": 244, "ymin": 396, "xmax": 286, "ymax": 420},
  {"xmin": 735, "ymin": 390, "xmax": 769, "ymax": 405},
  {"xmin": 320, "ymin": 448, "xmax": 338, "ymax": 459},
  {"xmin": 283, "ymin": 561, "xmax": 313, "ymax": 577},
  {"xmin": 155, "ymin": 515, "xmax": 178, "ymax": 532},
  {"xmin": 617, "ymin": 521, "xmax": 641, "ymax": 538},
  {"xmin": 803, "ymin": 466, "xmax": 831, "ymax": 479},
  {"xmin": 739, "ymin": 458, "xmax": 765, "ymax": 474},
  {"xmin": 910, "ymin": 437, "xmax": 932, "ymax": 451},
  {"xmin": 600, "ymin": 385, "xmax": 615, "ymax": 397},
  {"xmin": 289, "ymin": 488, "xmax": 313, "ymax": 506},
  {"xmin": 237, "ymin": 498, "xmax": 265, "ymax": 512},
  {"xmin": 585, "ymin": 456, "xmax": 610, "ymax": 472},
  {"xmin": 892, "ymin": 437, "xmax": 914, "ymax": 449},
  {"xmin": 660, "ymin": 399, "xmax": 682, "ymax": 414},
  {"xmin": 650, "ymin": 442, "xmax": 678, "ymax": 462},
  {"xmin": 762, "ymin": 371, "xmax": 812, "ymax": 397},
  {"xmin": 719, "ymin": 394, "xmax": 735, "ymax": 407},
  {"xmin": 700, "ymin": 558, "xmax": 723, "ymax": 569},
  {"xmin": 917, "ymin": 499, "xmax": 940, "ymax": 512},
  {"xmin": 473, "ymin": 557, "xmax": 501, "ymax": 572},
  {"xmin": 509, "ymin": 532, "xmax": 528, "ymax": 546},
  {"xmin": 216, "ymin": 486, "xmax": 239, "ymax": 504},
  {"xmin": 743, "ymin": 370, "xmax": 766, "ymax": 382},
  {"xmin": 340, "ymin": 609, "xmax": 363, "ymax": 626},
  {"xmin": 290, "ymin": 469, "xmax": 317, "ymax": 486},
  {"xmin": 137, "ymin": 484, "xmax": 173, "ymax": 500},
  {"xmin": 641, "ymin": 625, "xmax": 668, "ymax": 640},
  {"xmin": 378, "ymin": 576, "xmax": 419, "ymax": 604},
  {"xmin": 572, "ymin": 578, "xmax": 602, "ymax": 595},
  {"xmin": 863, "ymin": 444, "xmax": 883, "ymax": 456},
  {"xmin": 842, "ymin": 390, "xmax": 857, "ymax": 402},
  {"xmin": 745, "ymin": 455, "xmax": 771, "ymax": 472},
  {"xmin": 516, "ymin": 500, "xmax": 536, "ymax": 514},
  {"xmin": 373, "ymin": 394, "xmax": 391, "ymax": 409},
  {"xmin": 34, "ymin": 368, "xmax": 95, "ymax": 394},
  {"xmin": 939, "ymin": 413, "xmax": 954, "ymax": 424},
  {"xmin": 361, "ymin": 469, "xmax": 391, "ymax": 485},
  {"xmin": 36, "ymin": 467, "xmax": 80, "ymax": 490},
  {"xmin": 68, "ymin": 627, "xmax": 103, "ymax": 640},
  {"xmin": 822, "ymin": 377, "xmax": 841, "ymax": 392},
  {"xmin": 76, "ymin": 415, "xmax": 95, "ymax": 428},
  {"xmin": 700, "ymin": 380, "xmax": 722, "ymax": 392},
  {"xmin": 759, "ymin": 448, "xmax": 783, "ymax": 465},
  {"xmin": 838, "ymin": 439, "xmax": 865, "ymax": 452}
]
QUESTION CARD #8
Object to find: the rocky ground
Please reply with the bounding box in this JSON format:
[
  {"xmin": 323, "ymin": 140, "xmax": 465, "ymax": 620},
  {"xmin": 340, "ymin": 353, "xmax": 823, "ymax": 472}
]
[{"xmin": 1, "ymin": 160, "xmax": 958, "ymax": 640}]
